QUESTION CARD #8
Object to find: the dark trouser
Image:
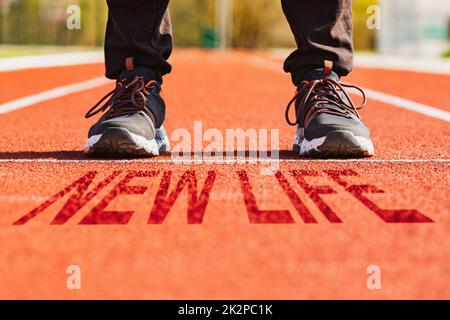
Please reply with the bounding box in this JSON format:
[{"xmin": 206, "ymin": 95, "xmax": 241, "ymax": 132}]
[
  {"xmin": 105, "ymin": 0, "xmax": 353, "ymax": 85},
  {"xmin": 105, "ymin": 0, "xmax": 172, "ymax": 81}
]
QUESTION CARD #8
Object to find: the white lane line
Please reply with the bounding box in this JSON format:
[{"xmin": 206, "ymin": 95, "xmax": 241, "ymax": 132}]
[
  {"xmin": 0, "ymin": 159, "xmax": 448, "ymax": 164},
  {"xmin": 354, "ymin": 53, "xmax": 450, "ymax": 76},
  {"xmin": 362, "ymin": 88, "xmax": 450, "ymax": 122},
  {"xmin": 0, "ymin": 77, "xmax": 110, "ymax": 114},
  {"xmin": 269, "ymin": 49, "xmax": 450, "ymax": 75},
  {"xmin": 249, "ymin": 56, "xmax": 450, "ymax": 123},
  {"xmin": 0, "ymin": 51, "xmax": 103, "ymax": 72}
]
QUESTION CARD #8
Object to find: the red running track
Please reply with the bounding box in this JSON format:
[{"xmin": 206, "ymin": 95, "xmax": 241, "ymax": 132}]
[{"xmin": 0, "ymin": 50, "xmax": 449, "ymax": 299}]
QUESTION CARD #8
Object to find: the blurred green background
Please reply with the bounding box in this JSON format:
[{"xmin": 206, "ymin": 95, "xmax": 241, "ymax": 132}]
[
  {"xmin": 0, "ymin": 0, "xmax": 377, "ymax": 50},
  {"xmin": 0, "ymin": 0, "xmax": 448, "ymax": 57}
]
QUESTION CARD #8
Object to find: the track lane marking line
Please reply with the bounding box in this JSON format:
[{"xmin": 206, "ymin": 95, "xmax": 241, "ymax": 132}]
[
  {"xmin": 0, "ymin": 51, "xmax": 103, "ymax": 72},
  {"xmin": 361, "ymin": 88, "xmax": 450, "ymax": 122},
  {"xmin": 0, "ymin": 159, "xmax": 448, "ymax": 164},
  {"xmin": 0, "ymin": 77, "xmax": 110, "ymax": 114},
  {"xmin": 0, "ymin": 55, "xmax": 449, "ymax": 123},
  {"xmin": 249, "ymin": 56, "xmax": 450, "ymax": 123},
  {"xmin": 269, "ymin": 49, "xmax": 450, "ymax": 75}
]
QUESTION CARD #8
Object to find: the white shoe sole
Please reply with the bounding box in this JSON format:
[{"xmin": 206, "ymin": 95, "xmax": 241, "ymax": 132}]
[
  {"xmin": 84, "ymin": 125, "xmax": 170, "ymax": 157},
  {"xmin": 293, "ymin": 129, "xmax": 375, "ymax": 157}
]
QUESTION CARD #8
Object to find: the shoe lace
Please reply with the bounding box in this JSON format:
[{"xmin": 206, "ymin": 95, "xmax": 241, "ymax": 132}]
[
  {"xmin": 285, "ymin": 78, "xmax": 367, "ymax": 128},
  {"xmin": 85, "ymin": 76, "xmax": 157, "ymax": 119}
]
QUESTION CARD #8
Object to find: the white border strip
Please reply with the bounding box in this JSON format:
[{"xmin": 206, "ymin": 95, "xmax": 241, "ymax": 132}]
[
  {"xmin": 0, "ymin": 51, "xmax": 103, "ymax": 72},
  {"xmin": 0, "ymin": 159, "xmax": 448, "ymax": 164},
  {"xmin": 1, "ymin": 53, "xmax": 449, "ymax": 123},
  {"xmin": 363, "ymin": 88, "xmax": 450, "ymax": 122},
  {"xmin": 249, "ymin": 56, "xmax": 450, "ymax": 123},
  {"xmin": 269, "ymin": 49, "xmax": 450, "ymax": 75},
  {"xmin": 0, "ymin": 77, "xmax": 110, "ymax": 114},
  {"xmin": 354, "ymin": 54, "xmax": 450, "ymax": 76}
]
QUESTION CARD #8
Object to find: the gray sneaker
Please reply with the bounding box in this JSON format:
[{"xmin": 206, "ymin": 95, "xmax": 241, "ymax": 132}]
[
  {"xmin": 286, "ymin": 68, "xmax": 374, "ymax": 158},
  {"xmin": 84, "ymin": 65, "xmax": 170, "ymax": 157}
]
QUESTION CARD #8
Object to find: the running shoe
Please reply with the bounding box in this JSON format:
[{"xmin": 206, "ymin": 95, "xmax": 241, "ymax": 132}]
[
  {"xmin": 85, "ymin": 59, "xmax": 170, "ymax": 157},
  {"xmin": 285, "ymin": 64, "xmax": 374, "ymax": 158}
]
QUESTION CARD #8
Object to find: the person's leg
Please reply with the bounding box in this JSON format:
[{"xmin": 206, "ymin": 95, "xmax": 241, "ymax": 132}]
[
  {"xmin": 105, "ymin": 0, "xmax": 172, "ymax": 81},
  {"xmin": 281, "ymin": 0, "xmax": 374, "ymax": 158},
  {"xmin": 281, "ymin": 0, "xmax": 353, "ymax": 85},
  {"xmin": 84, "ymin": 0, "xmax": 172, "ymax": 157}
]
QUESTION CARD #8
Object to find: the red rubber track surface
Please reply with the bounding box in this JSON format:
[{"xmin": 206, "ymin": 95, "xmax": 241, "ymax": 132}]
[
  {"xmin": 0, "ymin": 64, "xmax": 104, "ymax": 104},
  {"xmin": 0, "ymin": 50, "xmax": 449, "ymax": 299}
]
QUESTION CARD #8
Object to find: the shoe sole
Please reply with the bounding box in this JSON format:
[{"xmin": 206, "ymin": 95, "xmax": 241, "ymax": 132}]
[
  {"xmin": 154, "ymin": 126, "xmax": 171, "ymax": 153},
  {"xmin": 294, "ymin": 130, "xmax": 374, "ymax": 158},
  {"xmin": 84, "ymin": 126, "xmax": 170, "ymax": 158}
]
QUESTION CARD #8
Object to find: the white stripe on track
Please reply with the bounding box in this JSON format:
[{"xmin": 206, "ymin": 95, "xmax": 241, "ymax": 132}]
[
  {"xmin": 0, "ymin": 159, "xmax": 448, "ymax": 164},
  {"xmin": 0, "ymin": 51, "xmax": 103, "ymax": 72},
  {"xmin": 0, "ymin": 77, "xmax": 110, "ymax": 114},
  {"xmin": 1, "ymin": 54, "xmax": 449, "ymax": 123},
  {"xmin": 249, "ymin": 56, "xmax": 450, "ymax": 123},
  {"xmin": 362, "ymin": 88, "xmax": 450, "ymax": 122},
  {"xmin": 269, "ymin": 50, "xmax": 450, "ymax": 75}
]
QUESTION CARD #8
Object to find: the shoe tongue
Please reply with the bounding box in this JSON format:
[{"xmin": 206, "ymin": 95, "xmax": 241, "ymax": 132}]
[
  {"xmin": 302, "ymin": 68, "xmax": 339, "ymax": 82},
  {"xmin": 296, "ymin": 69, "xmax": 344, "ymax": 122},
  {"xmin": 118, "ymin": 67, "xmax": 158, "ymax": 84}
]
